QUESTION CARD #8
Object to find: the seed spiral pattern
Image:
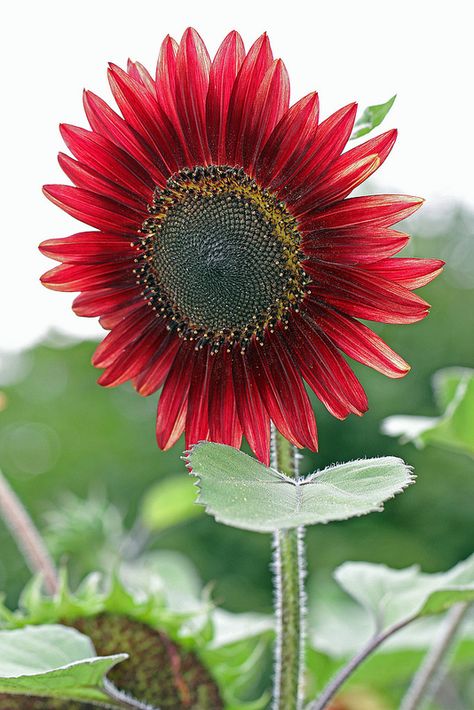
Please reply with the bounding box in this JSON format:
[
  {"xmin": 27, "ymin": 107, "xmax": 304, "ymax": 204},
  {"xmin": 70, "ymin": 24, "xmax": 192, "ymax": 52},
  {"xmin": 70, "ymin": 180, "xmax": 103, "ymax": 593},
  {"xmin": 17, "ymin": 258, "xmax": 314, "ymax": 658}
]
[{"xmin": 134, "ymin": 166, "xmax": 308, "ymax": 352}]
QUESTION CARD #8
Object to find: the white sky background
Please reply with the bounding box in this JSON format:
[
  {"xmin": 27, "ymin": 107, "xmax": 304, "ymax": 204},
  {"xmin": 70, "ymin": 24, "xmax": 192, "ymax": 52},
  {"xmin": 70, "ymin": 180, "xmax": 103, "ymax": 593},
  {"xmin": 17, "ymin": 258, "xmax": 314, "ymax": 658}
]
[{"xmin": 1, "ymin": 0, "xmax": 472, "ymax": 352}]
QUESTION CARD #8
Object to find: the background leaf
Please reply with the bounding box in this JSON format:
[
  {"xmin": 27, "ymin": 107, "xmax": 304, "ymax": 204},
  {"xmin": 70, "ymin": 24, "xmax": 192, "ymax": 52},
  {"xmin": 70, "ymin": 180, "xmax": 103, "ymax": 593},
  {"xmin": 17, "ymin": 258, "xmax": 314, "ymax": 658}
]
[
  {"xmin": 187, "ymin": 443, "xmax": 414, "ymax": 532},
  {"xmin": 334, "ymin": 553, "xmax": 474, "ymax": 632},
  {"xmin": 351, "ymin": 95, "xmax": 396, "ymax": 138},
  {"xmin": 382, "ymin": 367, "xmax": 474, "ymax": 456},
  {"xmin": 0, "ymin": 624, "xmax": 126, "ymax": 703},
  {"xmin": 140, "ymin": 476, "xmax": 202, "ymax": 531}
]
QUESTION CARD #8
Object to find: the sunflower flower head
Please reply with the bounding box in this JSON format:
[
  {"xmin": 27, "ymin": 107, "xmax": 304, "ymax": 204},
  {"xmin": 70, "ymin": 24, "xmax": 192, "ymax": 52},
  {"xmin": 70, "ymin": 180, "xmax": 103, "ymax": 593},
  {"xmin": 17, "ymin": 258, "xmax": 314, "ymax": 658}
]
[{"xmin": 40, "ymin": 28, "xmax": 443, "ymax": 464}]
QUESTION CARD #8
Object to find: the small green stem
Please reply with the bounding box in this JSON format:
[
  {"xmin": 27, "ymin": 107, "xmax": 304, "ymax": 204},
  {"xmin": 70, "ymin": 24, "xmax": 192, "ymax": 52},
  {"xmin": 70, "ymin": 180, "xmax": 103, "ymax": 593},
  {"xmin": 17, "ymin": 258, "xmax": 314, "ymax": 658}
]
[
  {"xmin": 0, "ymin": 469, "xmax": 59, "ymax": 595},
  {"xmin": 271, "ymin": 429, "xmax": 306, "ymax": 710},
  {"xmin": 400, "ymin": 602, "xmax": 471, "ymax": 710}
]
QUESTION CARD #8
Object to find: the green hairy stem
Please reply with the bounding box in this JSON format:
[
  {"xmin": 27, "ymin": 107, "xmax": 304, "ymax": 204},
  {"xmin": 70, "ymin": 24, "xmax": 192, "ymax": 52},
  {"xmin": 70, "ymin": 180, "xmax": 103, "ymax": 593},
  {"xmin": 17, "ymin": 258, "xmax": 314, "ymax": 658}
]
[{"xmin": 271, "ymin": 430, "xmax": 306, "ymax": 710}]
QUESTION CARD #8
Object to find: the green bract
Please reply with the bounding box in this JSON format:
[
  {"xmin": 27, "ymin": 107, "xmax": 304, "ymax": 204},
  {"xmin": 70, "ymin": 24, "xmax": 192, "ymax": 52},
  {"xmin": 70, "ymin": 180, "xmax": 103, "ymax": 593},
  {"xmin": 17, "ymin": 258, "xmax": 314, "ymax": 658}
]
[{"xmin": 351, "ymin": 95, "xmax": 396, "ymax": 139}]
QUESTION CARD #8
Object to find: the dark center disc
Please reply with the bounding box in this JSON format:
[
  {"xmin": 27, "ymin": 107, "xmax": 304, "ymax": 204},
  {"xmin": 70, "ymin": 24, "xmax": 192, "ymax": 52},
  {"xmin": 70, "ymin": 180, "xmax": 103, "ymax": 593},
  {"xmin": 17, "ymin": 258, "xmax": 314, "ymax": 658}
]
[
  {"xmin": 153, "ymin": 191, "xmax": 290, "ymax": 333},
  {"xmin": 138, "ymin": 166, "xmax": 306, "ymax": 348}
]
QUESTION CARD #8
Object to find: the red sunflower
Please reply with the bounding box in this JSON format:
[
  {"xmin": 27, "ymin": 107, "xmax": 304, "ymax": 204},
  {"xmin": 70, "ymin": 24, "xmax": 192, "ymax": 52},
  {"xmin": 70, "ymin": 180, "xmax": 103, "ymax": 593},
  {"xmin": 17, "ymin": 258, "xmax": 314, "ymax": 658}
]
[{"xmin": 40, "ymin": 28, "xmax": 443, "ymax": 465}]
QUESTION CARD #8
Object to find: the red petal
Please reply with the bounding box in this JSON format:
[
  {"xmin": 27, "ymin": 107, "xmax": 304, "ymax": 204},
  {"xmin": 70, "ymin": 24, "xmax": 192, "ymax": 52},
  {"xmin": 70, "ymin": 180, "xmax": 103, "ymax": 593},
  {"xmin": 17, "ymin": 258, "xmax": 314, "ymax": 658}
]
[
  {"xmin": 155, "ymin": 35, "xmax": 179, "ymax": 114},
  {"xmin": 305, "ymin": 262, "xmax": 430, "ymax": 323},
  {"xmin": 39, "ymin": 232, "xmax": 134, "ymax": 264},
  {"xmin": 297, "ymin": 129, "xmax": 397, "ymax": 214},
  {"xmin": 99, "ymin": 299, "xmax": 146, "ymax": 330},
  {"xmin": 295, "ymin": 154, "xmax": 381, "ymax": 216},
  {"xmin": 363, "ymin": 258, "xmax": 444, "ymax": 289},
  {"xmin": 83, "ymin": 90, "xmax": 167, "ymax": 186},
  {"xmin": 58, "ymin": 153, "xmax": 147, "ymax": 212},
  {"xmin": 72, "ymin": 286, "xmax": 140, "ymax": 317},
  {"xmin": 60, "ymin": 124, "xmax": 154, "ymax": 200},
  {"xmin": 286, "ymin": 313, "xmax": 368, "ymax": 418},
  {"xmin": 156, "ymin": 344, "xmax": 194, "ymax": 450},
  {"xmin": 134, "ymin": 330, "xmax": 181, "ymax": 395},
  {"xmin": 255, "ymin": 92, "xmax": 319, "ymax": 187},
  {"xmin": 302, "ymin": 194, "xmax": 424, "ymax": 233},
  {"xmin": 309, "ymin": 304, "xmax": 410, "ymax": 378},
  {"xmin": 206, "ymin": 31, "xmax": 245, "ymax": 164},
  {"xmin": 98, "ymin": 320, "xmax": 168, "ymax": 387},
  {"xmin": 92, "ymin": 305, "xmax": 154, "ymax": 367},
  {"xmin": 175, "ymin": 28, "xmax": 211, "ymax": 165},
  {"xmin": 185, "ymin": 346, "xmax": 214, "ymax": 448},
  {"xmin": 243, "ymin": 59, "xmax": 290, "ymax": 173},
  {"xmin": 247, "ymin": 332, "xmax": 318, "ymax": 450},
  {"xmin": 225, "ymin": 33, "xmax": 273, "ymax": 165},
  {"xmin": 108, "ymin": 64, "xmax": 185, "ymax": 174},
  {"xmin": 302, "ymin": 227, "xmax": 409, "ymax": 264},
  {"xmin": 127, "ymin": 59, "xmax": 155, "ymax": 93},
  {"xmin": 232, "ymin": 345, "xmax": 270, "ymax": 465},
  {"xmin": 43, "ymin": 184, "xmax": 143, "ymax": 234},
  {"xmin": 209, "ymin": 347, "xmax": 243, "ymax": 448},
  {"xmin": 281, "ymin": 103, "xmax": 357, "ymax": 206},
  {"xmin": 41, "ymin": 261, "xmax": 134, "ymax": 292}
]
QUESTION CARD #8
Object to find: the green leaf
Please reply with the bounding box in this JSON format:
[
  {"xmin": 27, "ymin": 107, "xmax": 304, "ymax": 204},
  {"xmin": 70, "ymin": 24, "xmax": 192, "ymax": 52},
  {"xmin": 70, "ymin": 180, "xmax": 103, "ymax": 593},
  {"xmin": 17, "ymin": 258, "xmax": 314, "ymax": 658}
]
[
  {"xmin": 351, "ymin": 95, "xmax": 396, "ymax": 139},
  {"xmin": 140, "ymin": 475, "xmax": 202, "ymax": 531},
  {"xmin": 382, "ymin": 367, "xmax": 474, "ymax": 456},
  {"xmin": 334, "ymin": 553, "xmax": 474, "ymax": 632},
  {"xmin": 0, "ymin": 624, "xmax": 127, "ymax": 703},
  {"xmin": 186, "ymin": 443, "xmax": 414, "ymax": 532}
]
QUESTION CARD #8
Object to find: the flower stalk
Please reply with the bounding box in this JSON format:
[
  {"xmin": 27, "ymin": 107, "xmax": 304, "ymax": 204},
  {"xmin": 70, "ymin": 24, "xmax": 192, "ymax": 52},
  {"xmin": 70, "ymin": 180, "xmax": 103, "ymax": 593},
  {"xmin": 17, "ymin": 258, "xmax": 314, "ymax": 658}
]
[
  {"xmin": 0, "ymin": 469, "xmax": 59, "ymax": 595},
  {"xmin": 271, "ymin": 429, "xmax": 306, "ymax": 710}
]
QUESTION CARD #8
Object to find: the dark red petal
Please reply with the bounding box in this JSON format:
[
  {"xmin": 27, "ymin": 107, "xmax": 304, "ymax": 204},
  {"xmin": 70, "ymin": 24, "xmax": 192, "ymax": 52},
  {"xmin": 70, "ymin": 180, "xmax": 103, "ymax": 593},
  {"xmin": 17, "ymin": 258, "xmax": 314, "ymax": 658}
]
[
  {"xmin": 232, "ymin": 345, "xmax": 270, "ymax": 465},
  {"xmin": 156, "ymin": 344, "xmax": 194, "ymax": 450},
  {"xmin": 280, "ymin": 103, "xmax": 357, "ymax": 206},
  {"xmin": 209, "ymin": 347, "xmax": 243, "ymax": 448},
  {"xmin": 309, "ymin": 303, "xmax": 410, "ymax": 378},
  {"xmin": 58, "ymin": 153, "xmax": 147, "ymax": 211},
  {"xmin": 296, "ymin": 129, "xmax": 397, "ymax": 214},
  {"xmin": 286, "ymin": 313, "xmax": 368, "ymax": 418},
  {"xmin": 295, "ymin": 154, "xmax": 381, "ymax": 215},
  {"xmin": 363, "ymin": 258, "xmax": 444, "ymax": 289},
  {"xmin": 83, "ymin": 90, "xmax": 168, "ymax": 186},
  {"xmin": 175, "ymin": 28, "xmax": 211, "ymax": 165},
  {"xmin": 92, "ymin": 305, "xmax": 154, "ymax": 368},
  {"xmin": 134, "ymin": 330, "xmax": 181, "ymax": 396},
  {"xmin": 255, "ymin": 92, "xmax": 319, "ymax": 187},
  {"xmin": 185, "ymin": 346, "xmax": 215, "ymax": 448},
  {"xmin": 243, "ymin": 58, "xmax": 290, "ymax": 173},
  {"xmin": 41, "ymin": 261, "xmax": 134, "ymax": 292},
  {"xmin": 225, "ymin": 33, "xmax": 273, "ymax": 165},
  {"xmin": 98, "ymin": 300, "xmax": 147, "ymax": 330},
  {"xmin": 247, "ymin": 332, "xmax": 318, "ymax": 451},
  {"xmin": 43, "ymin": 184, "xmax": 143, "ymax": 234},
  {"xmin": 302, "ymin": 194, "xmax": 424, "ymax": 233},
  {"xmin": 39, "ymin": 232, "xmax": 134, "ymax": 264},
  {"xmin": 302, "ymin": 227, "xmax": 409, "ymax": 264},
  {"xmin": 154, "ymin": 36, "xmax": 192, "ymax": 159},
  {"xmin": 98, "ymin": 320, "xmax": 168, "ymax": 387},
  {"xmin": 156, "ymin": 35, "xmax": 179, "ymax": 113},
  {"xmin": 127, "ymin": 59, "xmax": 156, "ymax": 93},
  {"xmin": 72, "ymin": 286, "xmax": 140, "ymax": 317},
  {"xmin": 206, "ymin": 31, "xmax": 245, "ymax": 164},
  {"xmin": 60, "ymin": 124, "xmax": 155, "ymax": 200},
  {"xmin": 305, "ymin": 262, "xmax": 430, "ymax": 323},
  {"xmin": 107, "ymin": 64, "xmax": 185, "ymax": 174}
]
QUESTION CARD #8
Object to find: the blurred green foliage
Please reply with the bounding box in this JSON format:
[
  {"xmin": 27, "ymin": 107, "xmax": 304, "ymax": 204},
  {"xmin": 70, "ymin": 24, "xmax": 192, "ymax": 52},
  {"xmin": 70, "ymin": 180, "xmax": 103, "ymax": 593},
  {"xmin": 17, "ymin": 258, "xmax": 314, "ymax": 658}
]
[{"xmin": 0, "ymin": 204, "xmax": 473, "ymax": 616}]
